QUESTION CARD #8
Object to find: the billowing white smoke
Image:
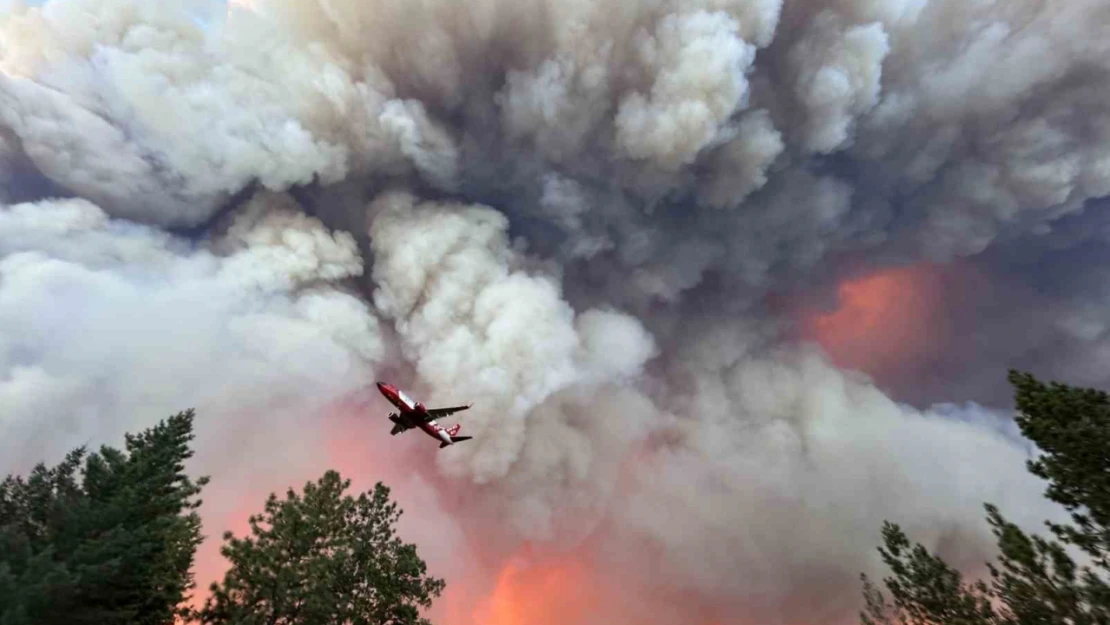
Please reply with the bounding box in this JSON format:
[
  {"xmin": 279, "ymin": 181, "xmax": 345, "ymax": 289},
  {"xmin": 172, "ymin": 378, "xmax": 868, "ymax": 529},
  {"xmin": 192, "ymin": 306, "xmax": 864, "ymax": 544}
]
[
  {"xmin": 2, "ymin": 0, "xmax": 1108, "ymax": 621},
  {"xmin": 0, "ymin": 191, "xmax": 382, "ymax": 481},
  {"xmin": 612, "ymin": 339, "xmax": 1054, "ymax": 620},
  {"xmin": 368, "ymin": 190, "xmax": 657, "ymax": 484}
]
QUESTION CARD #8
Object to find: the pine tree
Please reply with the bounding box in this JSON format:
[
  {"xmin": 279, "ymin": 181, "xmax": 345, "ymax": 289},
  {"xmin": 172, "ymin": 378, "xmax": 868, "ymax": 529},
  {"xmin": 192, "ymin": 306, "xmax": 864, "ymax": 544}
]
[
  {"xmin": 197, "ymin": 470, "xmax": 445, "ymax": 625},
  {"xmin": 860, "ymin": 371, "xmax": 1110, "ymax": 625},
  {"xmin": 0, "ymin": 410, "xmax": 209, "ymax": 625}
]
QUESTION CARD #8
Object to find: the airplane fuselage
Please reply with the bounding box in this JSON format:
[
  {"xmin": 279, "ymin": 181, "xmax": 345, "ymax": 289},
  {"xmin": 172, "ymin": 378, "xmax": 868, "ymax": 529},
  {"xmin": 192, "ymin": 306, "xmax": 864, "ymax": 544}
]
[{"xmin": 376, "ymin": 382, "xmax": 456, "ymax": 446}]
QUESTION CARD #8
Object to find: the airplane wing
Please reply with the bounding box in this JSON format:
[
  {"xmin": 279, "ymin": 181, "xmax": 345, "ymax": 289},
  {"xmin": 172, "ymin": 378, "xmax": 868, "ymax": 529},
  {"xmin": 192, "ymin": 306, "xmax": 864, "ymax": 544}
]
[
  {"xmin": 388, "ymin": 414, "xmax": 412, "ymax": 435},
  {"xmin": 423, "ymin": 404, "xmax": 472, "ymax": 421}
]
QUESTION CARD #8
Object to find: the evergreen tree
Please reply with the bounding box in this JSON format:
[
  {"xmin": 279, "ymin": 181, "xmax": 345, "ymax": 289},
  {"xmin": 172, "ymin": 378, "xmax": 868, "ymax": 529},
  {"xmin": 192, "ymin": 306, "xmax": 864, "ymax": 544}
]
[
  {"xmin": 0, "ymin": 410, "xmax": 209, "ymax": 625},
  {"xmin": 860, "ymin": 371, "xmax": 1110, "ymax": 625},
  {"xmin": 197, "ymin": 470, "xmax": 445, "ymax": 625}
]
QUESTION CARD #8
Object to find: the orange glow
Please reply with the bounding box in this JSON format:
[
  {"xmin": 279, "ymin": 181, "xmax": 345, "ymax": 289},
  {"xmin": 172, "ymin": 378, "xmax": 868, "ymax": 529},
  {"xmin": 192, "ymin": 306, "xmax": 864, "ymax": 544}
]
[
  {"xmin": 179, "ymin": 395, "xmax": 748, "ymax": 625},
  {"xmin": 186, "ymin": 496, "xmax": 258, "ymax": 613},
  {"xmin": 185, "ymin": 391, "xmax": 411, "ymax": 614},
  {"xmin": 475, "ymin": 554, "xmax": 600, "ymax": 625},
  {"xmin": 801, "ymin": 263, "xmax": 948, "ymax": 379},
  {"xmin": 461, "ymin": 542, "xmax": 733, "ymax": 625}
]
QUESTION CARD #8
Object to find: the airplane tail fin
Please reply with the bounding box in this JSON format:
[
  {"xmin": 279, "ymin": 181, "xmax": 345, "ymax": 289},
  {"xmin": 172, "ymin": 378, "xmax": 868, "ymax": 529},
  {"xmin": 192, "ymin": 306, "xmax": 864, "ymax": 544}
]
[
  {"xmin": 439, "ymin": 435, "xmax": 473, "ymax": 449},
  {"xmin": 438, "ymin": 424, "xmax": 469, "ymax": 448}
]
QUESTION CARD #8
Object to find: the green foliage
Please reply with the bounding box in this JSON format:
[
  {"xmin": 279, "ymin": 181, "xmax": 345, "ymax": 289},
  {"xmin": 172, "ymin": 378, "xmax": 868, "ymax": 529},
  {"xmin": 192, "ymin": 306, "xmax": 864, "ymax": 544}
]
[
  {"xmin": 0, "ymin": 410, "xmax": 209, "ymax": 625},
  {"xmin": 860, "ymin": 371, "xmax": 1110, "ymax": 625},
  {"xmin": 197, "ymin": 469, "xmax": 445, "ymax": 625},
  {"xmin": 0, "ymin": 412, "xmax": 445, "ymax": 625},
  {"xmin": 859, "ymin": 522, "xmax": 997, "ymax": 625},
  {"xmin": 1010, "ymin": 371, "xmax": 1110, "ymax": 567}
]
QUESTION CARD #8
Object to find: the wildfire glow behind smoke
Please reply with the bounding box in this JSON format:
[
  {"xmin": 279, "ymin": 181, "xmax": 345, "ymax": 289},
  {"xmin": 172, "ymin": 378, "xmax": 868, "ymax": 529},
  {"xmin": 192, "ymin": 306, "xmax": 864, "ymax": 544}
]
[
  {"xmin": 4, "ymin": 0, "xmax": 1106, "ymax": 622},
  {"xmin": 801, "ymin": 264, "xmax": 948, "ymax": 385},
  {"xmin": 475, "ymin": 554, "xmax": 598, "ymax": 625},
  {"xmin": 188, "ymin": 258, "xmax": 946, "ymax": 625}
]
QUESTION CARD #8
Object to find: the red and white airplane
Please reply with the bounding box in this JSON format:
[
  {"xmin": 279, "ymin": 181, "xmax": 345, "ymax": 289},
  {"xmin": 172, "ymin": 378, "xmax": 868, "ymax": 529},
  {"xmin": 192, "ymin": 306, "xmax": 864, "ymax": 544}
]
[{"xmin": 375, "ymin": 382, "xmax": 473, "ymax": 448}]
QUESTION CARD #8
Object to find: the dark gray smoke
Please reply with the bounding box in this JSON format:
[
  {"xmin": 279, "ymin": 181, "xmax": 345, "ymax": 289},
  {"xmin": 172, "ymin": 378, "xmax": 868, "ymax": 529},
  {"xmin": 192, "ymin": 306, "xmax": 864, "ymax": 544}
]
[{"xmin": 2, "ymin": 0, "xmax": 1107, "ymax": 622}]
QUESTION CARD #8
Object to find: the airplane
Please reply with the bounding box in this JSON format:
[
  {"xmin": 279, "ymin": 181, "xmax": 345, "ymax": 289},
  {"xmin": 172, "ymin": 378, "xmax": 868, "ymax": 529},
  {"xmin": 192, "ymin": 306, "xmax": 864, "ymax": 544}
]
[{"xmin": 375, "ymin": 381, "xmax": 473, "ymax": 448}]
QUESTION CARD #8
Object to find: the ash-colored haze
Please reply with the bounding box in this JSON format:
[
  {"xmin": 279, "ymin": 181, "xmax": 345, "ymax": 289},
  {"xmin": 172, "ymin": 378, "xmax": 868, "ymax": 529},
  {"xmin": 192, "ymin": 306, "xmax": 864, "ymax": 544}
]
[{"xmin": 1, "ymin": 0, "xmax": 1108, "ymax": 621}]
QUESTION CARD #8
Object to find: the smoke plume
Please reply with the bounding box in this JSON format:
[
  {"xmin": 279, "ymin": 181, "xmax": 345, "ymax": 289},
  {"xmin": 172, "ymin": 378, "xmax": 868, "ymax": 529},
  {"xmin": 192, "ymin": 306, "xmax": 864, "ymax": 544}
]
[{"xmin": 2, "ymin": 0, "xmax": 1108, "ymax": 622}]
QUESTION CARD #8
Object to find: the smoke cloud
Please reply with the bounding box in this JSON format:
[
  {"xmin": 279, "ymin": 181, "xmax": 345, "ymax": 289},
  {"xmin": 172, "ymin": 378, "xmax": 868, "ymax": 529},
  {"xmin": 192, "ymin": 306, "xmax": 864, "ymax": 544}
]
[{"xmin": 2, "ymin": 0, "xmax": 1108, "ymax": 622}]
